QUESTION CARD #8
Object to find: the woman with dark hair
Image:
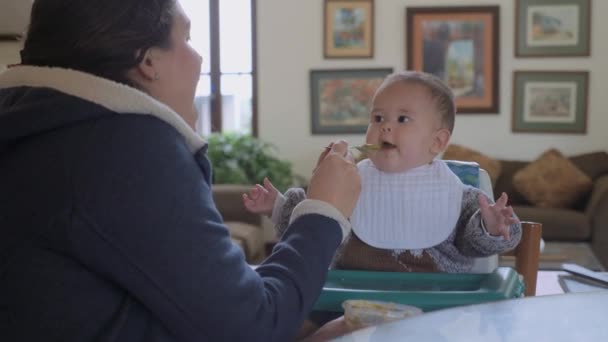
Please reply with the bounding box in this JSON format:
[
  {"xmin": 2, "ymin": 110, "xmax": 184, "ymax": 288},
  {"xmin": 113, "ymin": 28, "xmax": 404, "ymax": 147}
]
[{"xmin": 0, "ymin": 1, "xmax": 360, "ymax": 341}]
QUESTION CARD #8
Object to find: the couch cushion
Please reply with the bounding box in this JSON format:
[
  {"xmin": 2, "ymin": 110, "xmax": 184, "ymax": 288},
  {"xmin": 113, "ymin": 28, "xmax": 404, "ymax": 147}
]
[
  {"xmin": 513, "ymin": 205, "xmax": 591, "ymax": 240},
  {"xmin": 494, "ymin": 160, "xmax": 530, "ymax": 205},
  {"xmin": 513, "ymin": 149, "xmax": 593, "ymax": 209},
  {"xmin": 570, "ymin": 151, "xmax": 608, "ymax": 180},
  {"xmin": 442, "ymin": 144, "xmax": 501, "ymax": 186}
]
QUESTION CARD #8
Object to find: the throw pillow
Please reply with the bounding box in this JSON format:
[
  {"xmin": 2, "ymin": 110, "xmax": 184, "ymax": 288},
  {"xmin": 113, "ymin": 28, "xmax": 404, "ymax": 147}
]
[
  {"xmin": 442, "ymin": 144, "xmax": 502, "ymax": 186},
  {"xmin": 513, "ymin": 149, "xmax": 593, "ymax": 208}
]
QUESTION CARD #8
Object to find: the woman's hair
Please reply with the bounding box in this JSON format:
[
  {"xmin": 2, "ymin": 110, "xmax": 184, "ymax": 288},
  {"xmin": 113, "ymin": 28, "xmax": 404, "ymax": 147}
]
[
  {"xmin": 374, "ymin": 71, "xmax": 456, "ymax": 133},
  {"xmin": 21, "ymin": 0, "xmax": 176, "ymax": 86}
]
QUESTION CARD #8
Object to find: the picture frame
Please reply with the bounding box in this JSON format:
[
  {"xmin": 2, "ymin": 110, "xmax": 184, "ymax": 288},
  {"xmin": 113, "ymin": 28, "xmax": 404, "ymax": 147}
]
[
  {"xmin": 512, "ymin": 71, "xmax": 588, "ymax": 134},
  {"xmin": 324, "ymin": 0, "xmax": 374, "ymax": 58},
  {"xmin": 515, "ymin": 0, "xmax": 591, "ymax": 57},
  {"xmin": 406, "ymin": 6, "xmax": 500, "ymax": 114},
  {"xmin": 310, "ymin": 68, "xmax": 392, "ymax": 134}
]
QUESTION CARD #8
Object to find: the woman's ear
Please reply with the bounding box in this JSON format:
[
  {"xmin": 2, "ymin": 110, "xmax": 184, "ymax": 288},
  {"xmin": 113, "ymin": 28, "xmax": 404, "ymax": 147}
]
[
  {"xmin": 135, "ymin": 49, "xmax": 159, "ymax": 81},
  {"xmin": 431, "ymin": 128, "xmax": 451, "ymax": 155}
]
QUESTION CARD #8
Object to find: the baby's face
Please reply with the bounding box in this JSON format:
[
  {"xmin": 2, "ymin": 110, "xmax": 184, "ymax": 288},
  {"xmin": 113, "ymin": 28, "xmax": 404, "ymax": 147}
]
[{"xmin": 365, "ymin": 81, "xmax": 445, "ymax": 173}]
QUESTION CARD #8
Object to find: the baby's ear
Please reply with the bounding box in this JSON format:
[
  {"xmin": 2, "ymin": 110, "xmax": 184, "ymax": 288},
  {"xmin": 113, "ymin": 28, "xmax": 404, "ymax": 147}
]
[{"xmin": 431, "ymin": 128, "xmax": 451, "ymax": 155}]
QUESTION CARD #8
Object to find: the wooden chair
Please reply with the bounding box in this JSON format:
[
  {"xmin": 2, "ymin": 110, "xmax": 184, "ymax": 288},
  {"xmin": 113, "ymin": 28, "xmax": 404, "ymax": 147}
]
[{"xmin": 503, "ymin": 221, "xmax": 543, "ymax": 296}]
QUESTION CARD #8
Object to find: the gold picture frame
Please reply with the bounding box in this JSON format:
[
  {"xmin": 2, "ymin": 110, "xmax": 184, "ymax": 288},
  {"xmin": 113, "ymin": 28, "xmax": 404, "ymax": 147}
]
[
  {"xmin": 324, "ymin": 0, "xmax": 374, "ymax": 58},
  {"xmin": 406, "ymin": 6, "xmax": 500, "ymax": 113}
]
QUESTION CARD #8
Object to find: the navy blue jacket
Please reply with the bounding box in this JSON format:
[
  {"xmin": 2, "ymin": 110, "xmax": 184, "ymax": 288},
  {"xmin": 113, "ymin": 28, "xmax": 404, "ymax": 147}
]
[{"xmin": 0, "ymin": 67, "xmax": 343, "ymax": 341}]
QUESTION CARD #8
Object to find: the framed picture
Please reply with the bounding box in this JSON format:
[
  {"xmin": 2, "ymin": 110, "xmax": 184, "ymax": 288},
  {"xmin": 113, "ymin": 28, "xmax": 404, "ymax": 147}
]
[
  {"xmin": 512, "ymin": 71, "xmax": 588, "ymax": 134},
  {"xmin": 310, "ymin": 68, "xmax": 392, "ymax": 134},
  {"xmin": 324, "ymin": 0, "xmax": 374, "ymax": 58},
  {"xmin": 515, "ymin": 0, "xmax": 591, "ymax": 57},
  {"xmin": 406, "ymin": 6, "xmax": 500, "ymax": 113}
]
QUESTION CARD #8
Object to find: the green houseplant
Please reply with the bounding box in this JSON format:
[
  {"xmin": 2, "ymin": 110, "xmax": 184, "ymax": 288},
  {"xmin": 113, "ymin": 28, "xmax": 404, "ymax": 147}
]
[{"xmin": 206, "ymin": 133, "xmax": 297, "ymax": 192}]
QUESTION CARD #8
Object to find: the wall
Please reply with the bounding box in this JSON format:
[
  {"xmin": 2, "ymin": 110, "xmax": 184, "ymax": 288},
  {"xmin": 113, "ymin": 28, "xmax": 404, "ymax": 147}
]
[
  {"xmin": 0, "ymin": 41, "xmax": 20, "ymax": 70},
  {"xmin": 2, "ymin": 1, "xmax": 606, "ymax": 179},
  {"xmin": 257, "ymin": 0, "xmax": 608, "ymax": 179}
]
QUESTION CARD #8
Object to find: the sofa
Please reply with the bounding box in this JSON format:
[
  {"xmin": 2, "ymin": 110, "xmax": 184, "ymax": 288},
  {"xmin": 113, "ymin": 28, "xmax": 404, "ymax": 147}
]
[
  {"xmin": 212, "ymin": 184, "xmax": 266, "ymax": 264},
  {"xmin": 444, "ymin": 147, "xmax": 608, "ymax": 268}
]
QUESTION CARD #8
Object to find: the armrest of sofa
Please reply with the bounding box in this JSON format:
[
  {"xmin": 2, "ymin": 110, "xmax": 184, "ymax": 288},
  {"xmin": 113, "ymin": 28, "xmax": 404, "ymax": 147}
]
[
  {"xmin": 212, "ymin": 184, "xmax": 266, "ymax": 263},
  {"xmin": 212, "ymin": 184, "xmax": 262, "ymax": 226},
  {"xmin": 586, "ymin": 174, "xmax": 608, "ymax": 268},
  {"xmin": 585, "ymin": 174, "xmax": 608, "ymax": 219},
  {"xmin": 226, "ymin": 221, "xmax": 265, "ymax": 263}
]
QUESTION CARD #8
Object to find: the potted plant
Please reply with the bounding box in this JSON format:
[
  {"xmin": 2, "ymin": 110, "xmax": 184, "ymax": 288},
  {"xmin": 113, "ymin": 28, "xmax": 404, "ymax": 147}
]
[{"xmin": 206, "ymin": 133, "xmax": 298, "ymax": 191}]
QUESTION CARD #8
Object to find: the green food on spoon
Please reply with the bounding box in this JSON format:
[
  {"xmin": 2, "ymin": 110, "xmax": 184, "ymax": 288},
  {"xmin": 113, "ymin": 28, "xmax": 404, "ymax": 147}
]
[{"xmin": 352, "ymin": 144, "xmax": 381, "ymax": 153}]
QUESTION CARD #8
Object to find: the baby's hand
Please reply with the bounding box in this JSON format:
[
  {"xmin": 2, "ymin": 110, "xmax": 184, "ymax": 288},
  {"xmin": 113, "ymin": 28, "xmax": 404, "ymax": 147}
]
[
  {"xmin": 242, "ymin": 177, "xmax": 279, "ymax": 216},
  {"xmin": 479, "ymin": 192, "xmax": 519, "ymax": 240}
]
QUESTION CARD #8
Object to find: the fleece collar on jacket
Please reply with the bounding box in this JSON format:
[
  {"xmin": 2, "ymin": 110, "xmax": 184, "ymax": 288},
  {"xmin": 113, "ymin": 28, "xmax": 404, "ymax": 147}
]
[{"xmin": 0, "ymin": 65, "xmax": 206, "ymax": 153}]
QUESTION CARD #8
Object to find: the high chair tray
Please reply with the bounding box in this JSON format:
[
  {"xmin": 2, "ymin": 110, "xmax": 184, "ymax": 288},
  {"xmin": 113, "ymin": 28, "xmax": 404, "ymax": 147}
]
[{"xmin": 313, "ymin": 267, "xmax": 524, "ymax": 312}]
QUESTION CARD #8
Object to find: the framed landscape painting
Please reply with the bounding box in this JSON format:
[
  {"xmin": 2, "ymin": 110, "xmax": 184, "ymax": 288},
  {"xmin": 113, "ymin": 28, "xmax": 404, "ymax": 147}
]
[
  {"xmin": 515, "ymin": 0, "xmax": 591, "ymax": 57},
  {"xmin": 406, "ymin": 6, "xmax": 500, "ymax": 113},
  {"xmin": 512, "ymin": 71, "xmax": 588, "ymax": 134},
  {"xmin": 310, "ymin": 68, "xmax": 392, "ymax": 134},
  {"xmin": 324, "ymin": 0, "xmax": 374, "ymax": 58}
]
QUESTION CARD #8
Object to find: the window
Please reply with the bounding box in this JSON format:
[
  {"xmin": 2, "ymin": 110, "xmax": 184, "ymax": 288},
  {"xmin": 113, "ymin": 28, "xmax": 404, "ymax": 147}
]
[{"xmin": 181, "ymin": 0, "xmax": 257, "ymax": 136}]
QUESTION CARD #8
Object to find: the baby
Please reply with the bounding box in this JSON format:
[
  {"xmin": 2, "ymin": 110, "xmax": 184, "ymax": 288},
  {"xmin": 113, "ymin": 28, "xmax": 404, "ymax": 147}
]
[{"xmin": 244, "ymin": 71, "xmax": 521, "ymax": 273}]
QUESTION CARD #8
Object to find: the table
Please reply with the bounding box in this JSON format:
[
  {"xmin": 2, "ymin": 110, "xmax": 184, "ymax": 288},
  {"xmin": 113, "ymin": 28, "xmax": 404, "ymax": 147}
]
[
  {"xmin": 536, "ymin": 270, "xmax": 608, "ymax": 295},
  {"xmin": 535, "ymin": 270, "xmax": 566, "ymax": 296},
  {"xmin": 333, "ymin": 291, "xmax": 608, "ymax": 341}
]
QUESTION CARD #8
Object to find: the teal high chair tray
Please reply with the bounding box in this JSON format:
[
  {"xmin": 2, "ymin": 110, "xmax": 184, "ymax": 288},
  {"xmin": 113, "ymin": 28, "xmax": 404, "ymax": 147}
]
[{"xmin": 313, "ymin": 267, "xmax": 524, "ymax": 312}]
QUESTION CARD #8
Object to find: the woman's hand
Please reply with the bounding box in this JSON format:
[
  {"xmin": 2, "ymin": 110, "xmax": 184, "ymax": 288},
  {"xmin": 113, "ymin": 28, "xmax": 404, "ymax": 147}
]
[{"xmin": 307, "ymin": 140, "xmax": 361, "ymax": 218}]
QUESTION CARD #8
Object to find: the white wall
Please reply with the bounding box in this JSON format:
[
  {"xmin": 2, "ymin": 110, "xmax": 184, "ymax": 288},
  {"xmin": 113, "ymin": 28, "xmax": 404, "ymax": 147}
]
[
  {"xmin": 257, "ymin": 0, "xmax": 608, "ymax": 179},
  {"xmin": 2, "ymin": 0, "xmax": 606, "ymax": 179},
  {"xmin": 0, "ymin": 41, "xmax": 21, "ymax": 70}
]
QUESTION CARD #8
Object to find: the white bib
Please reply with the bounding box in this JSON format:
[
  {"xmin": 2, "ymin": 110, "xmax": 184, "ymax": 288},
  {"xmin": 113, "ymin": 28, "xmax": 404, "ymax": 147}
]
[{"xmin": 351, "ymin": 159, "xmax": 464, "ymax": 249}]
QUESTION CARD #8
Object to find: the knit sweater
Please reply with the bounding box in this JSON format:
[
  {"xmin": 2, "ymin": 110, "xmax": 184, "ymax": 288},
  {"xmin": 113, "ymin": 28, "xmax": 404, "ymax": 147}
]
[{"xmin": 274, "ymin": 185, "xmax": 522, "ymax": 273}]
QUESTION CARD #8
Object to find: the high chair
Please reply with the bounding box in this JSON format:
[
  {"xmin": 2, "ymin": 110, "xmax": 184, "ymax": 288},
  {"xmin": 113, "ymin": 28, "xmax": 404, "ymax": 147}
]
[
  {"xmin": 446, "ymin": 161, "xmax": 543, "ymax": 296},
  {"xmin": 312, "ymin": 161, "xmax": 544, "ymax": 314}
]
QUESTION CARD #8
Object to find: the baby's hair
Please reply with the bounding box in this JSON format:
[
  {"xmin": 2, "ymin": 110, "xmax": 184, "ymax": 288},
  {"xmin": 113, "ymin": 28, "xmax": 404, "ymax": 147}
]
[{"xmin": 374, "ymin": 71, "xmax": 456, "ymax": 133}]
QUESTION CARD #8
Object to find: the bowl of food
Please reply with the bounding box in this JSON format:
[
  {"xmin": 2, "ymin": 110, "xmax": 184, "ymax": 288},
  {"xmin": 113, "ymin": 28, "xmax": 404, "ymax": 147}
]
[{"xmin": 342, "ymin": 299, "xmax": 423, "ymax": 329}]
